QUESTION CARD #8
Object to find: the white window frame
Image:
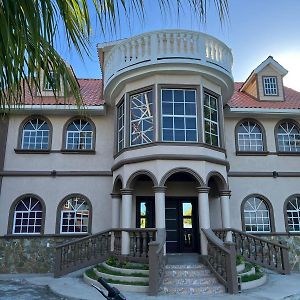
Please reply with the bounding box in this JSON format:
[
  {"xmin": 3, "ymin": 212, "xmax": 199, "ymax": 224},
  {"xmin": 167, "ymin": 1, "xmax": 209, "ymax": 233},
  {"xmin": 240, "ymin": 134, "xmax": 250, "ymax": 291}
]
[
  {"xmin": 130, "ymin": 90, "xmax": 154, "ymax": 146},
  {"xmin": 21, "ymin": 118, "xmax": 49, "ymax": 150},
  {"xmin": 60, "ymin": 197, "xmax": 90, "ymax": 234},
  {"xmin": 204, "ymin": 93, "xmax": 219, "ymax": 146},
  {"xmin": 277, "ymin": 122, "xmax": 300, "ymax": 152},
  {"xmin": 13, "ymin": 197, "xmax": 43, "ymax": 235},
  {"xmin": 66, "ymin": 119, "xmax": 93, "ymax": 150},
  {"xmin": 117, "ymin": 100, "xmax": 125, "ymax": 151},
  {"xmin": 263, "ymin": 76, "xmax": 278, "ymax": 96},
  {"xmin": 286, "ymin": 196, "xmax": 300, "ymax": 232},
  {"xmin": 43, "ymin": 71, "xmax": 56, "ymax": 91},
  {"xmin": 237, "ymin": 121, "xmax": 263, "ymax": 152},
  {"xmin": 243, "ymin": 197, "xmax": 271, "ymax": 233},
  {"xmin": 161, "ymin": 88, "xmax": 198, "ymax": 142}
]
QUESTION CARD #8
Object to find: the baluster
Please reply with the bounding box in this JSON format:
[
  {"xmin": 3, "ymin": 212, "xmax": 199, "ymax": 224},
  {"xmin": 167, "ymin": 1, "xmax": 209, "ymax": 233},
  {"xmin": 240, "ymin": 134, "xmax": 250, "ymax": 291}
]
[
  {"xmin": 186, "ymin": 33, "xmax": 191, "ymax": 55},
  {"xmin": 142, "ymin": 231, "xmax": 148, "ymax": 257},
  {"xmin": 179, "ymin": 32, "xmax": 184, "ymax": 55},
  {"xmin": 146, "ymin": 35, "xmax": 151, "ymax": 57},
  {"xmin": 148, "ymin": 231, "xmax": 154, "ymax": 243},
  {"xmin": 129, "ymin": 231, "xmax": 135, "ymax": 257},
  {"xmin": 166, "ymin": 32, "xmax": 171, "ymax": 54},
  {"xmin": 137, "ymin": 37, "xmax": 143, "ymax": 60}
]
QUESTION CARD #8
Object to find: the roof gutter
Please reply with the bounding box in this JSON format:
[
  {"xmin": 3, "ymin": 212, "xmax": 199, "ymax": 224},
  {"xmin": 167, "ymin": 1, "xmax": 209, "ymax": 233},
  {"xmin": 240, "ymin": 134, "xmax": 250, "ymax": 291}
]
[
  {"xmin": 225, "ymin": 107, "xmax": 300, "ymax": 116},
  {"xmin": 5, "ymin": 104, "xmax": 106, "ymax": 116}
]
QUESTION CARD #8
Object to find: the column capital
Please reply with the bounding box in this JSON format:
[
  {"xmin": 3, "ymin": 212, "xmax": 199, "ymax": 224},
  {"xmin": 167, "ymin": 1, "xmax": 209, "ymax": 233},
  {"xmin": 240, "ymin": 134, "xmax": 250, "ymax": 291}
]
[
  {"xmin": 219, "ymin": 190, "xmax": 231, "ymax": 197},
  {"xmin": 196, "ymin": 186, "xmax": 210, "ymax": 193},
  {"xmin": 120, "ymin": 188, "xmax": 134, "ymax": 195},
  {"xmin": 153, "ymin": 186, "xmax": 167, "ymax": 193},
  {"xmin": 111, "ymin": 192, "xmax": 121, "ymax": 198}
]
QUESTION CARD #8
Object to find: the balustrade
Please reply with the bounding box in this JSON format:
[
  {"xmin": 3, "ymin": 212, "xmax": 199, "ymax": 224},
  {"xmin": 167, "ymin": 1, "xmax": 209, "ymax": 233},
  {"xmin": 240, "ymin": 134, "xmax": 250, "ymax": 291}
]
[
  {"xmin": 214, "ymin": 228, "xmax": 290, "ymax": 275},
  {"xmin": 101, "ymin": 30, "xmax": 233, "ymax": 88}
]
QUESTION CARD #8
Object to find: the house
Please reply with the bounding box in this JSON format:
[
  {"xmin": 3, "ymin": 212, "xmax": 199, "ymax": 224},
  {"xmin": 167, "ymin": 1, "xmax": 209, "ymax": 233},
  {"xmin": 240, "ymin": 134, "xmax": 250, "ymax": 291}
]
[{"xmin": 0, "ymin": 30, "xmax": 298, "ymax": 293}]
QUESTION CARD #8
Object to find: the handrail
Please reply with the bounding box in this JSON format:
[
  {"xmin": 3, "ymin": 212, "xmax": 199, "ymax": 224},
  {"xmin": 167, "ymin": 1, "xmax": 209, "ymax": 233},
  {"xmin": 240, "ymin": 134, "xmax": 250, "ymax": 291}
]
[
  {"xmin": 202, "ymin": 229, "xmax": 238, "ymax": 294},
  {"xmin": 214, "ymin": 228, "xmax": 290, "ymax": 275},
  {"xmin": 148, "ymin": 229, "xmax": 166, "ymax": 296},
  {"xmin": 54, "ymin": 228, "xmax": 157, "ymax": 277}
]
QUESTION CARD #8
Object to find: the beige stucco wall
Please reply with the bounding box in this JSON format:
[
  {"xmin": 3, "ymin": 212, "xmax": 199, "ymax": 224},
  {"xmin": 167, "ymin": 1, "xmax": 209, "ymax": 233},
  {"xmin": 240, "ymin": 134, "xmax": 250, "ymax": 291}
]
[
  {"xmin": 0, "ymin": 176, "xmax": 113, "ymax": 235},
  {"xmin": 257, "ymin": 65, "xmax": 284, "ymax": 101},
  {"xmin": 4, "ymin": 108, "xmax": 114, "ymax": 171}
]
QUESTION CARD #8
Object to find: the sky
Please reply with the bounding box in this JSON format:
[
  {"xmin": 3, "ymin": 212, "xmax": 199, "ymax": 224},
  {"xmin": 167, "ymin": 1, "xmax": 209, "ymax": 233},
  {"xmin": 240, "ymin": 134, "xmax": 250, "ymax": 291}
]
[{"xmin": 57, "ymin": 0, "xmax": 300, "ymax": 91}]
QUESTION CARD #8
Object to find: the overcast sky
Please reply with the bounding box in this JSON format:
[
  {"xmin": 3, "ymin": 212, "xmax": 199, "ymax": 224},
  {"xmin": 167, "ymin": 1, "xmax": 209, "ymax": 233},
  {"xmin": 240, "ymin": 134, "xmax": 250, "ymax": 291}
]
[{"xmin": 58, "ymin": 0, "xmax": 300, "ymax": 91}]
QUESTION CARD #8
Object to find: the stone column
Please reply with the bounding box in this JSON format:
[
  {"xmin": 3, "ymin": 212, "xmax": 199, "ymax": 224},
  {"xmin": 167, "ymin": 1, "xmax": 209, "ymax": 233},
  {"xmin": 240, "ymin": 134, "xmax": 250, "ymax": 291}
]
[
  {"xmin": 197, "ymin": 187, "xmax": 210, "ymax": 255},
  {"xmin": 220, "ymin": 190, "xmax": 232, "ymax": 241},
  {"xmin": 120, "ymin": 188, "xmax": 133, "ymax": 255},
  {"xmin": 111, "ymin": 193, "xmax": 121, "ymax": 229},
  {"xmin": 153, "ymin": 186, "xmax": 166, "ymax": 229}
]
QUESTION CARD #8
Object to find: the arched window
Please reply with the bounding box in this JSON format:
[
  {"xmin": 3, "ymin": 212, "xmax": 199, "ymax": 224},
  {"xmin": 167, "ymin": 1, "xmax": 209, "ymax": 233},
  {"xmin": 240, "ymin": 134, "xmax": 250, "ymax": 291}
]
[
  {"xmin": 237, "ymin": 120, "xmax": 264, "ymax": 152},
  {"xmin": 12, "ymin": 196, "xmax": 44, "ymax": 234},
  {"xmin": 59, "ymin": 195, "xmax": 91, "ymax": 234},
  {"xmin": 276, "ymin": 121, "xmax": 300, "ymax": 152},
  {"xmin": 21, "ymin": 118, "xmax": 50, "ymax": 150},
  {"xmin": 242, "ymin": 195, "xmax": 272, "ymax": 232},
  {"xmin": 285, "ymin": 195, "xmax": 300, "ymax": 232},
  {"xmin": 65, "ymin": 119, "xmax": 94, "ymax": 150}
]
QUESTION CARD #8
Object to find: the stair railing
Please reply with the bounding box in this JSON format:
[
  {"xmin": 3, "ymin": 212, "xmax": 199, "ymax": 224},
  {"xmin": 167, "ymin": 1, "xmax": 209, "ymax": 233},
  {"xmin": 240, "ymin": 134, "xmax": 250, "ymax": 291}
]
[
  {"xmin": 148, "ymin": 229, "xmax": 166, "ymax": 296},
  {"xmin": 54, "ymin": 228, "xmax": 157, "ymax": 277},
  {"xmin": 202, "ymin": 228, "xmax": 239, "ymax": 294},
  {"xmin": 214, "ymin": 228, "xmax": 290, "ymax": 275}
]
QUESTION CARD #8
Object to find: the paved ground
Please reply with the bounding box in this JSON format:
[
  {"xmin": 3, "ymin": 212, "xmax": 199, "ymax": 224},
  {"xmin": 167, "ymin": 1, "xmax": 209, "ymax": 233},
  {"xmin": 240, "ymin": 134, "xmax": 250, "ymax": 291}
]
[{"xmin": 1, "ymin": 271, "xmax": 300, "ymax": 299}]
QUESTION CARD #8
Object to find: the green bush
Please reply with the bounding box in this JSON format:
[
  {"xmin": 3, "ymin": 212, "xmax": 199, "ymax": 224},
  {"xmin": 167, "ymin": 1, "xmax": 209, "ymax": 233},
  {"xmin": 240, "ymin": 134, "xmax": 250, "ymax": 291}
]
[
  {"xmin": 96, "ymin": 264, "xmax": 148, "ymax": 277},
  {"xmin": 105, "ymin": 257, "xmax": 149, "ymax": 270},
  {"xmin": 236, "ymin": 255, "xmax": 245, "ymax": 266}
]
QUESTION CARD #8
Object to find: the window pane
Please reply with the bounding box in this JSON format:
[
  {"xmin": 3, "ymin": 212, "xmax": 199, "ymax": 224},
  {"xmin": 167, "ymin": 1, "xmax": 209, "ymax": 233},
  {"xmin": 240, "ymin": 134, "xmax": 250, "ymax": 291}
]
[
  {"xmin": 161, "ymin": 89, "xmax": 197, "ymax": 142},
  {"xmin": 204, "ymin": 93, "xmax": 219, "ymax": 147}
]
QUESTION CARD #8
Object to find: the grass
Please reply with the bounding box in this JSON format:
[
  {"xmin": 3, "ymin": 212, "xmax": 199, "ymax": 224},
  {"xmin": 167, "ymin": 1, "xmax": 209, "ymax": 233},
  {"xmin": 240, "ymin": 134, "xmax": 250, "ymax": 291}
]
[
  {"xmin": 85, "ymin": 268, "xmax": 148, "ymax": 286},
  {"xmin": 241, "ymin": 271, "xmax": 264, "ymax": 283},
  {"xmin": 240, "ymin": 262, "xmax": 253, "ymax": 274},
  {"xmin": 236, "ymin": 255, "xmax": 245, "ymax": 266},
  {"xmin": 96, "ymin": 264, "xmax": 148, "ymax": 278},
  {"xmin": 105, "ymin": 256, "xmax": 149, "ymax": 270}
]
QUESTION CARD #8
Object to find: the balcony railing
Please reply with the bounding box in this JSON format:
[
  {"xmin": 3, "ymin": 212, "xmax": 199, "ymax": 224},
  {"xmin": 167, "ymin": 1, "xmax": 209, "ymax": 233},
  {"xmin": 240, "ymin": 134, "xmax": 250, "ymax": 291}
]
[{"xmin": 101, "ymin": 30, "xmax": 233, "ymax": 88}]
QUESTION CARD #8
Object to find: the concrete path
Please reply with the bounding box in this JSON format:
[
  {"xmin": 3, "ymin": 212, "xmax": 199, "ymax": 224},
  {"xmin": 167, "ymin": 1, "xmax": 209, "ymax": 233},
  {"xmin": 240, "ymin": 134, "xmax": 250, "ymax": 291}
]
[{"xmin": 2, "ymin": 271, "xmax": 300, "ymax": 300}]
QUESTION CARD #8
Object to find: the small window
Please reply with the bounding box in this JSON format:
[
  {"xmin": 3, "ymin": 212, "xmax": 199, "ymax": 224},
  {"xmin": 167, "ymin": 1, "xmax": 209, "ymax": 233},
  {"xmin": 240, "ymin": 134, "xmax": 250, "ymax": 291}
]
[
  {"xmin": 130, "ymin": 90, "xmax": 154, "ymax": 146},
  {"xmin": 117, "ymin": 100, "xmax": 125, "ymax": 151},
  {"xmin": 276, "ymin": 121, "xmax": 300, "ymax": 152},
  {"xmin": 43, "ymin": 72, "xmax": 56, "ymax": 91},
  {"xmin": 242, "ymin": 196, "xmax": 271, "ymax": 232},
  {"xmin": 66, "ymin": 119, "xmax": 94, "ymax": 150},
  {"xmin": 60, "ymin": 195, "xmax": 91, "ymax": 234},
  {"xmin": 12, "ymin": 196, "xmax": 44, "ymax": 234},
  {"xmin": 161, "ymin": 88, "xmax": 197, "ymax": 142},
  {"xmin": 286, "ymin": 195, "xmax": 300, "ymax": 232},
  {"xmin": 21, "ymin": 118, "xmax": 50, "ymax": 150},
  {"xmin": 263, "ymin": 76, "xmax": 278, "ymax": 96},
  {"xmin": 204, "ymin": 93, "xmax": 219, "ymax": 146},
  {"xmin": 237, "ymin": 121, "xmax": 264, "ymax": 152}
]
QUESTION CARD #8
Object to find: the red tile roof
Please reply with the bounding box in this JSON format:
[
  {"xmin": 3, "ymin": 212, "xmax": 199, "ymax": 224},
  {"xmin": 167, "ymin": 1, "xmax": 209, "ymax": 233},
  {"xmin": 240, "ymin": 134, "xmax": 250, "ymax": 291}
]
[
  {"xmin": 23, "ymin": 79, "xmax": 104, "ymax": 106},
  {"xmin": 228, "ymin": 82, "xmax": 300, "ymax": 109}
]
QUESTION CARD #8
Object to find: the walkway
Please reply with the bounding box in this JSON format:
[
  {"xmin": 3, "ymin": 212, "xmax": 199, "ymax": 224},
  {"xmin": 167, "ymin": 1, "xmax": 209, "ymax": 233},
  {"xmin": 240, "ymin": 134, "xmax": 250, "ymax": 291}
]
[{"xmin": 1, "ymin": 271, "xmax": 300, "ymax": 300}]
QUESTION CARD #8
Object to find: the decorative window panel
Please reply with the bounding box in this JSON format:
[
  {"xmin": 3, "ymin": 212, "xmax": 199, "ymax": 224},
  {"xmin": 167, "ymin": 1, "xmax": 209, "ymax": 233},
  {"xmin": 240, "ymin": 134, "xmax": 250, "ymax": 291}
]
[
  {"xmin": 130, "ymin": 90, "xmax": 154, "ymax": 146},
  {"xmin": 66, "ymin": 119, "xmax": 93, "ymax": 150},
  {"xmin": 237, "ymin": 121, "xmax": 263, "ymax": 151},
  {"xmin": 161, "ymin": 89, "xmax": 197, "ymax": 142},
  {"xmin": 43, "ymin": 71, "xmax": 56, "ymax": 91},
  {"xmin": 117, "ymin": 101, "xmax": 125, "ymax": 151},
  {"xmin": 277, "ymin": 122, "xmax": 300, "ymax": 152},
  {"xmin": 263, "ymin": 76, "xmax": 277, "ymax": 95},
  {"xmin": 13, "ymin": 197, "xmax": 43, "ymax": 234},
  {"xmin": 204, "ymin": 93, "xmax": 219, "ymax": 146},
  {"xmin": 21, "ymin": 118, "xmax": 49, "ymax": 150},
  {"xmin": 243, "ymin": 197, "xmax": 271, "ymax": 232},
  {"xmin": 286, "ymin": 196, "xmax": 300, "ymax": 232},
  {"xmin": 60, "ymin": 196, "xmax": 90, "ymax": 234}
]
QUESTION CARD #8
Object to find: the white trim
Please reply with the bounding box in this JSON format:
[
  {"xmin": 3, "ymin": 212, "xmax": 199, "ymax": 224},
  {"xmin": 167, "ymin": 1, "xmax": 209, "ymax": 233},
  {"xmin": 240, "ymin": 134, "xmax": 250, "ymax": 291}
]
[
  {"xmin": 7, "ymin": 104, "xmax": 106, "ymax": 115},
  {"xmin": 227, "ymin": 107, "xmax": 300, "ymax": 115}
]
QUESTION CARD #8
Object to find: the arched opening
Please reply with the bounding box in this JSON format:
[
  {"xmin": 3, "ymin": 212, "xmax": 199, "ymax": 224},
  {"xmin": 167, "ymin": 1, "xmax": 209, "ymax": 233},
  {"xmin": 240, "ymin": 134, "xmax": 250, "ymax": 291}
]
[
  {"xmin": 207, "ymin": 172, "xmax": 228, "ymax": 230},
  {"xmin": 126, "ymin": 170, "xmax": 157, "ymax": 229},
  {"xmin": 162, "ymin": 168, "xmax": 203, "ymax": 253},
  {"xmin": 112, "ymin": 176, "xmax": 123, "ymax": 195}
]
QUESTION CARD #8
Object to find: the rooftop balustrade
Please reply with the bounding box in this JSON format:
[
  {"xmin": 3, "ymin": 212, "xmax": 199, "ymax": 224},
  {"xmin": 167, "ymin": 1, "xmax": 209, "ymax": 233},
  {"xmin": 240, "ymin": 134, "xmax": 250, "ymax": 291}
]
[{"xmin": 99, "ymin": 30, "xmax": 233, "ymax": 94}]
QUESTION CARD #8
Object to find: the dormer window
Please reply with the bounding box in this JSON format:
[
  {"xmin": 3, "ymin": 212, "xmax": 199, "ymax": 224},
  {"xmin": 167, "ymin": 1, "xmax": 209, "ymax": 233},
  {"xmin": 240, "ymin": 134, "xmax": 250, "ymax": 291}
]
[
  {"xmin": 263, "ymin": 76, "xmax": 278, "ymax": 96},
  {"xmin": 43, "ymin": 72, "xmax": 56, "ymax": 91}
]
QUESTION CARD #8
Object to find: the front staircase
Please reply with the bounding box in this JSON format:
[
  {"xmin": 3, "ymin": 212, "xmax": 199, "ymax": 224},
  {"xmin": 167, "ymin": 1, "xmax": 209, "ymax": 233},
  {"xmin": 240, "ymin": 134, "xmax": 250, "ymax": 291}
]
[{"xmin": 160, "ymin": 261, "xmax": 225, "ymax": 295}]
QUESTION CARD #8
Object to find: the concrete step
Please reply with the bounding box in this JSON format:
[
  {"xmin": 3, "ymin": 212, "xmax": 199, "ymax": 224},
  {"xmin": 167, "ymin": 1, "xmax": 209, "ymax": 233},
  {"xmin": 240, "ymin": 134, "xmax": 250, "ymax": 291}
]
[
  {"xmin": 160, "ymin": 284, "xmax": 225, "ymax": 295},
  {"xmin": 162, "ymin": 275, "xmax": 219, "ymax": 286}
]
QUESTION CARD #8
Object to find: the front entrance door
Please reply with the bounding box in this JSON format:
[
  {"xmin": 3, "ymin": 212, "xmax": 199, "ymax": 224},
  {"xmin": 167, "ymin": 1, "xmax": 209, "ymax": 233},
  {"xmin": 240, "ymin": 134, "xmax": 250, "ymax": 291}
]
[{"xmin": 165, "ymin": 197, "xmax": 199, "ymax": 253}]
